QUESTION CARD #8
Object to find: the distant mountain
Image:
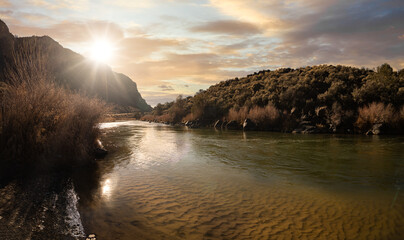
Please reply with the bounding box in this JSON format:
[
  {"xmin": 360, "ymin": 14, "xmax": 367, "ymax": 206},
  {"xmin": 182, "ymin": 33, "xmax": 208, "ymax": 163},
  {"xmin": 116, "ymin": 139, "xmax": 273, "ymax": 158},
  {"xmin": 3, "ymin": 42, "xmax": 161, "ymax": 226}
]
[{"xmin": 0, "ymin": 20, "xmax": 151, "ymax": 112}]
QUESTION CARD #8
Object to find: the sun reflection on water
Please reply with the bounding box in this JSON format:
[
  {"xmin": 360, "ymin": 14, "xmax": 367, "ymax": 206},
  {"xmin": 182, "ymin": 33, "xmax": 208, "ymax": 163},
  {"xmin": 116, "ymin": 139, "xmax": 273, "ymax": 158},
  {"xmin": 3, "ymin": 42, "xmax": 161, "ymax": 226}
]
[
  {"xmin": 101, "ymin": 179, "xmax": 113, "ymax": 200},
  {"xmin": 129, "ymin": 126, "xmax": 190, "ymax": 169}
]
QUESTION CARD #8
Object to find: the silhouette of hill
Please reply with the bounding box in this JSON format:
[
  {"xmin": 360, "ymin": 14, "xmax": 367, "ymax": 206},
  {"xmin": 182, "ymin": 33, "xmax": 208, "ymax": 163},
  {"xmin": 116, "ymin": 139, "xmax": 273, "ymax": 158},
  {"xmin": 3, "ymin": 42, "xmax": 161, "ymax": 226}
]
[{"xmin": 0, "ymin": 20, "xmax": 151, "ymax": 112}]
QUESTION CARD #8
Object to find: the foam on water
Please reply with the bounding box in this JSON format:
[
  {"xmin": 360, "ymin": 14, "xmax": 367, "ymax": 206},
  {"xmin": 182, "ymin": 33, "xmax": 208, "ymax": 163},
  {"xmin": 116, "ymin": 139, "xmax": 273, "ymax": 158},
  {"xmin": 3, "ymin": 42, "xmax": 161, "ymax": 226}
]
[{"xmin": 64, "ymin": 183, "xmax": 86, "ymax": 238}]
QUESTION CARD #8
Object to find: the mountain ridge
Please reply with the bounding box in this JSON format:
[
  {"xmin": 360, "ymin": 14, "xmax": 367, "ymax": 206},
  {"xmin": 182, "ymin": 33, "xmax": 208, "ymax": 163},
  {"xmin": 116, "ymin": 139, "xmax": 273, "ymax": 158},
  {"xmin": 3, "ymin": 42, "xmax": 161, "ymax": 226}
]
[{"xmin": 0, "ymin": 20, "xmax": 152, "ymax": 112}]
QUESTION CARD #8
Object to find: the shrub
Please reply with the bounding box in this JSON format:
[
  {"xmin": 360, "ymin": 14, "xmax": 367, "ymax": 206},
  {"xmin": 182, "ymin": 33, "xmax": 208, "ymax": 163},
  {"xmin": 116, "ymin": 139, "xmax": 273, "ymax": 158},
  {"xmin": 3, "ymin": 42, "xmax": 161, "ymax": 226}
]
[
  {"xmin": 141, "ymin": 114, "xmax": 156, "ymax": 122},
  {"xmin": 355, "ymin": 102, "xmax": 395, "ymax": 131},
  {"xmin": 0, "ymin": 80, "xmax": 106, "ymax": 166},
  {"xmin": 140, "ymin": 113, "xmax": 175, "ymax": 123},
  {"xmin": 168, "ymin": 95, "xmax": 187, "ymax": 122},
  {"xmin": 227, "ymin": 106, "xmax": 248, "ymax": 123},
  {"xmin": 182, "ymin": 113, "xmax": 196, "ymax": 122},
  {"xmin": 226, "ymin": 104, "xmax": 280, "ymax": 128},
  {"xmin": 0, "ymin": 40, "xmax": 106, "ymax": 171},
  {"xmin": 157, "ymin": 113, "xmax": 173, "ymax": 123},
  {"xmin": 397, "ymin": 106, "xmax": 404, "ymax": 132},
  {"xmin": 248, "ymin": 103, "xmax": 280, "ymax": 128},
  {"xmin": 191, "ymin": 93, "xmax": 207, "ymax": 119}
]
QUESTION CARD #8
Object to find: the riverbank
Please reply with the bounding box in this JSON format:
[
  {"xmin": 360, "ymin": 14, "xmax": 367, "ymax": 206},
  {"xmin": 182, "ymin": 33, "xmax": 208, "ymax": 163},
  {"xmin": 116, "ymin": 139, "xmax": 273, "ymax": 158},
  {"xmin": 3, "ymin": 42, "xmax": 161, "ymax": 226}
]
[
  {"xmin": 0, "ymin": 172, "xmax": 85, "ymax": 239},
  {"xmin": 140, "ymin": 117, "xmax": 402, "ymax": 135},
  {"xmin": 103, "ymin": 113, "xmax": 143, "ymax": 122}
]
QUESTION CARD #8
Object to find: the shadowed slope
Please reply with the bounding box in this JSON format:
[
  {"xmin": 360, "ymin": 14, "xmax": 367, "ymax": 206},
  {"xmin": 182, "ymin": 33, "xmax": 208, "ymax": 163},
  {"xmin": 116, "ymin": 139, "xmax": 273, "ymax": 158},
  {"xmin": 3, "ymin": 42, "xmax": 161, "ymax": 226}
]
[{"xmin": 0, "ymin": 20, "xmax": 151, "ymax": 112}]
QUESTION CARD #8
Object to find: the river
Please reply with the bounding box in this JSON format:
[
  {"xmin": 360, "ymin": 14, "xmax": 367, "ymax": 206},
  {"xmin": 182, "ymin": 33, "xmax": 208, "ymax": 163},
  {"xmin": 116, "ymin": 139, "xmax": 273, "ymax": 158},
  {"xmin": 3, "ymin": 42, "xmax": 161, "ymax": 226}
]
[{"xmin": 1, "ymin": 120, "xmax": 403, "ymax": 239}]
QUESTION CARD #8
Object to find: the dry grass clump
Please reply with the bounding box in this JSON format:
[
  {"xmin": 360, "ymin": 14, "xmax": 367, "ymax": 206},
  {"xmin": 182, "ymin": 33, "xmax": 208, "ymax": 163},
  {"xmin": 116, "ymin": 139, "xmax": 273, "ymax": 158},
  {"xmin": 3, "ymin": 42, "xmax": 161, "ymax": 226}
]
[
  {"xmin": 0, "ymin": 80, "xmax": 106, "ymax": 166},
  {"xmin": 226, "ymin": 104, "xmax": 281, "ymax": 129},
  {"xmin": 227, "ymin": 106, "xmax": 248, "ymax": 123},
  {"xmin": 399, "ymin": 106, "xmax": 404, "ymax": 131},
  {"xmin": 355, "ymin": 102, "xmax": 395, "ymax": 131},
  {"xmin": 141, "ymin": 113, "xmax": 173, "ymax": 123},
  {"xmin": 0, "ymin": 40, "xmax": 106, "ymax": 169},
  {"xmin": 156, "ymin": 113, "xmax": 173, "ymax": 123},
  {"xmin": 248, "ymin": 104, "xmax": 280, "ymax": 127},
  {"xmin": 400, "ymin": 106, "xmax": 404, "ymax": 121},
  {"xmin": 140, "ymin": 114, "xmax": 155, "ymax": 122},
  {"xmin": 182, "ymin": 113, "xmax": 196, "ymax": 122}
]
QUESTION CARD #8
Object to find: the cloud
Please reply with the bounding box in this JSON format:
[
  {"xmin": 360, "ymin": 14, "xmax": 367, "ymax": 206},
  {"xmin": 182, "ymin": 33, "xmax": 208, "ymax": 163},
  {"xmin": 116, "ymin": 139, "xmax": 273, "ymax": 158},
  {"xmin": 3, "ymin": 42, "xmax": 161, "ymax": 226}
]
[
  {"xmin": 118, "ymin": 37, "xmax": 181, "ymax": 61},
  {"xmin": 276, "ymin": 1, "xmax": 404, "ymax": 67},
  {"xmin": 0, "ymin": 10, "xmax": 14, "ymax": 22},
  {"xmin": 121, "ymin": 52, "xmax": 229, "ymax": 86},
  {"xmin": 103, "ymin": 0, "xmax": 154, "ymax": 9},
  {"xmin": 0, "ymin": 0, "xmax": 11, "ymax": 7},
  {"xmin": 27, "ymin": 0, "xmax": 88, "ymax": 10},
  {"xmin": 212, "ymin": 39, "xmax": 264, "ymax": 55},
  {"xmin": 190, "ymin": 20, "xmax": 262, "ymax": 36},
  {"xmin": 120, "ymin": 51, "xmax": 265, "ymax": 90},
  {"xmin": 209, "ymin": 0, "xmax": 404, "ymax": 69},
  {"xmin": 8, "ymin": 20, "xmax": 124, "ymax": 44},
  {"xmin": 158, "ymin": 84, "xmax": 175, "ymax": 91}
]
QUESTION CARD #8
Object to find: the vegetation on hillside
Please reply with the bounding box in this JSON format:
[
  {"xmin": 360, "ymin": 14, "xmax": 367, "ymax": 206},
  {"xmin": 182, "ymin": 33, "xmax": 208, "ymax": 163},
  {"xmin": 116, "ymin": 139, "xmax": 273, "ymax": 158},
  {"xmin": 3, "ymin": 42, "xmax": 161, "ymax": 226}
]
[
  {"xmin": 0, "ymin": 40, "xmax": 106, "ymax": 177},
  {"xmin": 142, "ymin": 64, "xmax": 404, "ymax": 134}
]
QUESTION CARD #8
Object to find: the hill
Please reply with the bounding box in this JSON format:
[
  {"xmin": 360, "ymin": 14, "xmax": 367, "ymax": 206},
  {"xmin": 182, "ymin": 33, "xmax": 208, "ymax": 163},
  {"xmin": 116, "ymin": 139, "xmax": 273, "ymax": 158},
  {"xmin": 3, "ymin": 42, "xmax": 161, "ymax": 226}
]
[
  {"xmin": 0, "ymin": 20, "xmax": 151, "ymax": 112},
  {"xmin": 143, "ymin": 64, "xmax": 404, "ymax": 134}
]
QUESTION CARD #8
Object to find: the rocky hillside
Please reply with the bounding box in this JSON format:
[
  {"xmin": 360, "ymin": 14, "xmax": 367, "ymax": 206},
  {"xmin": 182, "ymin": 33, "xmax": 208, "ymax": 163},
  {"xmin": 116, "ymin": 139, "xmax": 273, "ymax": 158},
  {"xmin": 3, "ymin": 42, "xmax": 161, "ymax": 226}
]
[
  {"xmin": 0, "ymin": 20, "xmax": 151, "ymax": 112},
  {"xmin": 144, "ymin": 64, "xmax": 404, "ymax": 134}
]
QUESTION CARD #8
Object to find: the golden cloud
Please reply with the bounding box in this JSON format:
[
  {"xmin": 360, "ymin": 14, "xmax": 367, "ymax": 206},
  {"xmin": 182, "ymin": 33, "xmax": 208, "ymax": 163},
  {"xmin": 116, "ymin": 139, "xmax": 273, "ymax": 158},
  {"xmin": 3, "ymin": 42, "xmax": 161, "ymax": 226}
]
[
  {"xmin": 190, "ymin": 20, "xmax": 262, "ymax": 36},
  {"xmin": 0, "ymin": 0, "xmax": 11, "ymax": 7},
  {"xmin": 27, "ymin": 0, "xmax": 88, "ymax": 10}
]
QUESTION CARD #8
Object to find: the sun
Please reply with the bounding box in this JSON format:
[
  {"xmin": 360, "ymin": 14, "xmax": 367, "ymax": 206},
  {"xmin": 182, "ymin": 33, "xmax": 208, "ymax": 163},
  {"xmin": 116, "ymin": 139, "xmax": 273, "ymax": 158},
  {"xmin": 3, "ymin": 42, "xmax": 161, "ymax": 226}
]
[{"xmin": 89, "ymin": 39, "xmax": 115, "ymax": 64}]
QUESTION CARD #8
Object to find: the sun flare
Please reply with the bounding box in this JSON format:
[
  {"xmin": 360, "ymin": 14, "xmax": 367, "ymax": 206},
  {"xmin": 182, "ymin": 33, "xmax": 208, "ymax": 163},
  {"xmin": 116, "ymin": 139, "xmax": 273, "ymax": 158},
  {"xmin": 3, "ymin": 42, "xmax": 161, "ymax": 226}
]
[{"xmin": 89, "ymin": 40, "xmax": 115, "ymax": 64}]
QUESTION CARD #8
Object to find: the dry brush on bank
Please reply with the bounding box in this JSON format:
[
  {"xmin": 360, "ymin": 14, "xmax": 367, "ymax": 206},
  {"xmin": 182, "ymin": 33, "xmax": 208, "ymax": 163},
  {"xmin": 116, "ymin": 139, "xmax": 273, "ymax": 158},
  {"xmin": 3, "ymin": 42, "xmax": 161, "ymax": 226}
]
[
  {"xmin": 355, "ymin": 102, "xmax": 403, "ymax": 133},
  {"xmin": 0, "ymin": 40, "xmax": 107, "ymax": 174}
]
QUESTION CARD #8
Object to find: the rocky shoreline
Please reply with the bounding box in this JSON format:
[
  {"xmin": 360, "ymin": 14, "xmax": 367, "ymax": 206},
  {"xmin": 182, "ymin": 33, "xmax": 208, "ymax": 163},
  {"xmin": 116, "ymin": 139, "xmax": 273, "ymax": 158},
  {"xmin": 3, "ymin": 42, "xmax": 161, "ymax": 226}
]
[{"xmin": 143, "ymin": 118, "xmax": 394, "ymax": 135}]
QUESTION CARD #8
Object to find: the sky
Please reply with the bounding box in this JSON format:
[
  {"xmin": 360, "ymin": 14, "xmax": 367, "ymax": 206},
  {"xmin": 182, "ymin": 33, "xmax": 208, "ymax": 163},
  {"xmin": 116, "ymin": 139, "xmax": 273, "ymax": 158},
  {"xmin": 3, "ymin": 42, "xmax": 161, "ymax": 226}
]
[{"xmin": 1, "ymin": 0, "xmax": 404, "ymax": 106}]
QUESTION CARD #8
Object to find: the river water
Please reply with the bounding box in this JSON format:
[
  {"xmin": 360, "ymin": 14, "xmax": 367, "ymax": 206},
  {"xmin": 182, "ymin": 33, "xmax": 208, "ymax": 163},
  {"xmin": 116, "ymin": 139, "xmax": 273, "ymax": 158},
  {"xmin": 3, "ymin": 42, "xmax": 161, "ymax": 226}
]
[
  {"xmin": 80, "ymin": 121, "xmax": 404, "ymax": 239},
  {"xmin": 1, "ymin": 120, "xmax": 403, "ymax": 239}
]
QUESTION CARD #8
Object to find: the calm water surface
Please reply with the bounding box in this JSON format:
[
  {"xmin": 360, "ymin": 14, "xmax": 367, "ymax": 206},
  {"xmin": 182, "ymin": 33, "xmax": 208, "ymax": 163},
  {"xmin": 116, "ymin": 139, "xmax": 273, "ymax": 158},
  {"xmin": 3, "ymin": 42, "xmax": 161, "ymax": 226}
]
[{"xmin": 75, "ymin": 120, "xmax": 404, "ymax": 239}]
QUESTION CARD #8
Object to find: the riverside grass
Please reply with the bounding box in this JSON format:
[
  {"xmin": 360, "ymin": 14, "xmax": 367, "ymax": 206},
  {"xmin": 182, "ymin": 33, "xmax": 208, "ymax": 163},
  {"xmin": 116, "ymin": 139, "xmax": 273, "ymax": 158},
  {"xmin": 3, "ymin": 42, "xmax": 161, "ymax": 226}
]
[{"xmin": 0, "ymin": 40, "xmax": 106, "ymax": 173}]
